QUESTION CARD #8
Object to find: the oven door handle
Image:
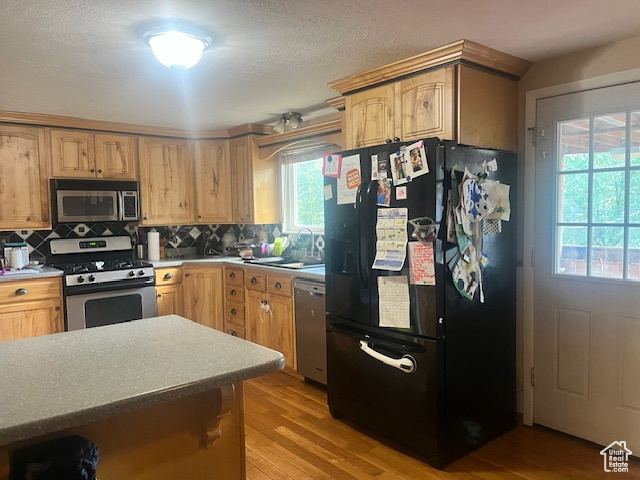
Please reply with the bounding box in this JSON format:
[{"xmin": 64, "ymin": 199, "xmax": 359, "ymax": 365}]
[{"xmin": 65, "ymin": 277, "xmax": 155, "ymax": 295}]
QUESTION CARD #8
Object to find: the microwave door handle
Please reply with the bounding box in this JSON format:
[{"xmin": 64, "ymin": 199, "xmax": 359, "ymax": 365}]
[{"xmin": 117, "ymin": 191, "xmax": 124, "ymax": 221}]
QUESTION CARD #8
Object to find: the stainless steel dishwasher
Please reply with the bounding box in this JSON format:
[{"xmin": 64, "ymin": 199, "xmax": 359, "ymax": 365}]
[{"xmin": 294, "ymin": 279, "xmax": 327, "ymax": 385}]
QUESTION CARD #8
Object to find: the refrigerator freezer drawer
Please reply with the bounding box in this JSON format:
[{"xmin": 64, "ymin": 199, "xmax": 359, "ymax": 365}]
[{"xmin": 327, "ymin": 321, "xmax": 442, "ymax": 460}]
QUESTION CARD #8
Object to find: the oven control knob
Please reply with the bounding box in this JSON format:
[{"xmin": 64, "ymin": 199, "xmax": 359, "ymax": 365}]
[
  {"xmin": 128, "ymin": 271, "xmax": 136, "ymax": 277},
  {"xmin": 88, "ymin": 275, "xmax": 96, "ymax": 282},
  {"xmin": 138, "ymin": 270, "xmax": 145, "ymax": 276},
  {"xmin": 77, "ymin": 276, "xmax": 85, "ymax": 283}
]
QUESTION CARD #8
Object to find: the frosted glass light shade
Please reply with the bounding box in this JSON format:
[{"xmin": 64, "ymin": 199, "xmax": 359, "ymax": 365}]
[{"xmin": 146, "ymin": 30, "xmax": 210, "ymax": 69}]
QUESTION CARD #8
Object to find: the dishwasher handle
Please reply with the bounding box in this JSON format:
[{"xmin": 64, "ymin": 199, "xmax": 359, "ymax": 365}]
[{"xmin": 359, "ymin": 340, "xmax": 417, "ymax": 374}]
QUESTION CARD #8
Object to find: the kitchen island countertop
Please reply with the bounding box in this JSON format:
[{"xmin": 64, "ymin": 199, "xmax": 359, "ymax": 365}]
[{"xmin": 0, "ymin": 315, "xmax": 284, "ymax": 446}]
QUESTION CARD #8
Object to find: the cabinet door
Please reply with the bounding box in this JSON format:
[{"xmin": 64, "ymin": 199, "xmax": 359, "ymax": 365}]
[
  {"xmin": 268, "ymin": 294, "xmax": 295, "ymax": 370},
  {"xmin": 50, "ymin": 129, "xmax": 95, "ymax": 177},
  {"xmin": 346, "ymin": 84, "xmax": 395, "ymax": 148},
  {"xmin": 230, "ymin": 136, "xmax": 254, "ymax": 223},
  {"xmin": 94, "ymin": 133, "xmax": 137, "ymax": 179},
  {"xmin": 245, "ymin": 290, "xmax": 265, "ymax": 346},
  {"xmin": 0, "ymin": 125, "xmax": 50, "ymax": 229},
  {"xmin": 194, "ymin": 140, "xmax": 232, "ymax": 223},
  {"xmin": 396, "ymin": 67, "xmax": 454, "ymax": 142},
  {"xmin": 0, "ymin": 299, "xmax": 63, "ymax": 342},
  {"xmin": 183, "ymin": 268, "xmax": 224, "ymax": 331},
  {"xmin": 138, "ymin": 137, "xmax": 194, "ymax": 225},
  {"xmin": 156, "ymin": 284, "xmax": 184, "ymax": 317}
]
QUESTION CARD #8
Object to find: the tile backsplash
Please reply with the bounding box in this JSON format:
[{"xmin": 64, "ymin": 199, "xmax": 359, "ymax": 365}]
[{"xmin": 0, "ymin": 223, "xmax": 324, "ymax": 260}]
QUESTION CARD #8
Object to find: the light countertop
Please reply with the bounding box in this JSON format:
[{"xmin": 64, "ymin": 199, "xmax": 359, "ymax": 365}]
[
  {"xmin": 150, "ymin": 256, "xmax": 325, "ymax": 282},
  {"xmin": 0, "ymin": 266, "xmax": 63, "ymax": 283},
  {"xmin": 0, "ymin": 315, "xmax": 284, "ymax": 445}
]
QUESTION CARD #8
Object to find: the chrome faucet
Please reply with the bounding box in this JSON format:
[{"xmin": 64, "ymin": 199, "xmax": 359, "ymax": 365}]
[{"xmin": 297, "ymin": 227, "xmax": 315, "ymax": 259}]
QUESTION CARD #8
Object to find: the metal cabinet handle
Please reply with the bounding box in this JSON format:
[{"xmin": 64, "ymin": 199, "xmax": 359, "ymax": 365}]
[
  {"xmin": 274, "ymin": 282, "xmax": 282, "ymax": 289},
  {"xmin": 230, "ymin": 330, "xmax": 238, "ymax": 337},
  {"xmin": 230, "ymin": 289, "xmax": 237, "ymax": 295},
  {"xmin": 90, "ymin": 168, "xmax": 95, "ymax": 173},
  {"xmin": 97, "ymin": 169, "xmax": 103, "ymax": 173},
  {"xmin": 185, "ymin": 273, "xmax": 190, "ymax": 277},
  {"xmin": 15, "ymin": 288, "xmax": 28, "ymax": 296},
  {"xmin": 198, "ymin": 215, "xmax": 202, "ymax": 219},
  {"xmin": 231, "ymin": 308, "xmax": 237, "ymax": 315},
  {"xmin": 55, "ymin": 306, "xmax": 61, "ymax": 311},
  {"xmin": 43, "ymin": 217, "xmax": 49, "ymax": 222},
  {"xmin": 229, "ymin": 272, "xmax": 236, "ymax": 278},
  {"xmin": 423, "ymin": 101, "xmax": 430, "ymax": 109},
  {"xmin": 393, "ymin": 137, "xmax": 401, "ymax": 142},
  {"xmin": 251, "ymin": 277, "xmax": 257, "ymax": 284},
  {"xmin": 143, "ymin": 216, "xmax": 148, "ymax": 220},
  {"xmin": 164, "ymin": 273, "xmax": 174, "ymax": 280},
  {"xmin": 157, "ymin": 294, "xmax": 162, "ymax": 298}
]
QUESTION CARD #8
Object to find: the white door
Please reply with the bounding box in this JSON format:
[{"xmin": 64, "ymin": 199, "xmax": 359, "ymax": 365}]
[{"xmin": 534, "ymin": 82, "xmax": 640, "ymax": 452}]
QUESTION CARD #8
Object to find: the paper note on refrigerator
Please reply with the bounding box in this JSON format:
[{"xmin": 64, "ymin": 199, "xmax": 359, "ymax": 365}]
[
  {"xmin": 378, "ymin": 276, "xmax": 410, "ymax": 328},
  {"xmin": 372, "ymin": 208, "xmax": 408, "ymax": 271},
  {"xmin": 337, "ymin": 154, "xmax": 361, "ymax": 205},
  {"xmin": 408, "ymin": 242, "xmax": 436, "ymax": 285}
]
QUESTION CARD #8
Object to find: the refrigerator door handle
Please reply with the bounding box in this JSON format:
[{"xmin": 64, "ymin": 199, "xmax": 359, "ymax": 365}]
[
  {"xmin": 359, "ymin": 340, "xmax": 417, "ymax": 374},
  {"xmin": 355, "ymin": 182, "xmax": 368, "ymax": 285}
]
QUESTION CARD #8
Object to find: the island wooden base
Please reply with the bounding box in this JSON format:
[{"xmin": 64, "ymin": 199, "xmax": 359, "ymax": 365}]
[{"xmin": 1, "ymin": 383, "xmax": 244, "ymax": 480}]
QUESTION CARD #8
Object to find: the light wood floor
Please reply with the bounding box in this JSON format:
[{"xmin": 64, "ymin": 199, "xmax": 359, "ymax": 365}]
[{"xmin": 244, "ymin": 372, "xmax": 640, "ymax": 479}]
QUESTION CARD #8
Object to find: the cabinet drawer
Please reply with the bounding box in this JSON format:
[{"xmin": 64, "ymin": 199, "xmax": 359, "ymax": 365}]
[
  {"xmin": 225, "ymin": 284, "xmax": 245, "ymax": 302},
  {"xmin": 267, "ymin": 273, "xmax": 292, "ymax": 297},
  {"xmin": 225, "ymin": 325, "xmax": 246, "ymax": 340},
  {"xmin": 0, "ymin": 278, "xmax": 61, "ymax": 304},
  {"xmin": 155, "ymin": 267, "xmax": 182, "ymax": 285},
  {"xmin": 226, "ymin": 267, "xmax": 244, "ymax": 286},
  {"xmin": 245, "ymin": 270, "xmax": 267, "ymax": 292},
  {"xmin": 225, "ymin": 301, "xmax": 245, "ymax": 326}
]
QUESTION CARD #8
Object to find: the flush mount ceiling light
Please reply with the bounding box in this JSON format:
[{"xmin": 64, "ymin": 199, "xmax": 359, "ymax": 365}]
[
  {"xmin": 273, "ymin": 112, "xmax": 303, "ymax": 134},
  {"xmin": 143, "ymin": 26, "xmax": 212, "ymax": 69}
]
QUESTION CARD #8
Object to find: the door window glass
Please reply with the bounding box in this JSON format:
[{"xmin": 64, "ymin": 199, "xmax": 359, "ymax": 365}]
[{"xmin": 555, "ymin": 111, "xmax": 640, "ymax": 280}]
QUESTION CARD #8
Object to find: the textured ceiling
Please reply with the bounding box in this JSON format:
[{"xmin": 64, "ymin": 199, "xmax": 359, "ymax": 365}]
[{"xmin": 1, "ymin": 0, "xmax": 640, "ymax": 130}]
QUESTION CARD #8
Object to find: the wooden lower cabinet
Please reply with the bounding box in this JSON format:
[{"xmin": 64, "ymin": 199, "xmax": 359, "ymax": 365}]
[
  {"xmin": 156, "ymin": 284, "xmax": 184, "ymax": 317},
  {"xmin": 0, "ymin": 278, "xmax": 63, "ymax": 342},
  {"xmin": 246, "ymin": 290, "xmax": 295, "ymax": 369},
  {"xmin": 183, "ymin": 267, "xmax": 224, "ymax": 331}
]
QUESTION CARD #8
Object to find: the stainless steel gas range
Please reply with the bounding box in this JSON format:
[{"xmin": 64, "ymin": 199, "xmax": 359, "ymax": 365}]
[{"xmin": 48, "ymin": 236, "xmax": 157, "ymax": 331}]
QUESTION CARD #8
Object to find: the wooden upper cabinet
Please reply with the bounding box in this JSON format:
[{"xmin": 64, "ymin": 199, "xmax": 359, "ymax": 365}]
[
  {"xmin": 346, "ymin": 84, "xmax": 395, "ymax": 148},
  {"xmin": 94, "ymin": 133, "xmax": 137, "ymax": 179},
  {"xmin": 230, "ymin": 136, "xmax": 254, "ymax": 223},
  {"xmin": 331, "ymin": 40, "xmax": 531, "ymax": 152},
  {"xmin": 0, "ymin": 125, "xmax": 50, "ymax": 229},
  {"xmin": 230, "ymin": 135, "xmax": 280, "ymax": 225},
  {"xmin": 50, "ymin": 129, "xmax": 137, "ymax": 179},
  {"xmin": 194, "ymin": 139, "xmax": 232, "ymax": 223},
  {"xmin": 50, "ymin": 129, "xmax": 94, "ymax": 177},
  {"xmin": 396, "ymin": 67, "xmax": 454, "ymax": 142},
  {"xmin": 138, "ymin": 136, "xmax": 194, "ymax": 226}
]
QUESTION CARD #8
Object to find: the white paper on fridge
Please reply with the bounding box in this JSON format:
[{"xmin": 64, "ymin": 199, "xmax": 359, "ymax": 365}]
[
  {"xmin": 408, "ymin": 242, "xmax": 436, "ymax": 285},
  {"xmin": 337, "ymin": 154, "xmax": 361, "ymax": 205},
  {"xmin": 372, "ymin": 207, "xmax": 408, "ymax": 271},
  {"xmin": 378, "ymin": 276, "xmax": 411, "ymax": 328}
]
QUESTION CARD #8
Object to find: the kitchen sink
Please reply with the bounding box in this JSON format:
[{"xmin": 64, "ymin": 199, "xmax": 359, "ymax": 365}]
[{"xmin": 245, "ymin": 257, "xmax": 324, "ymax": 270}]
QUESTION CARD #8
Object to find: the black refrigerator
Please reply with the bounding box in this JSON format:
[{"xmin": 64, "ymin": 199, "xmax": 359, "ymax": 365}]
[{"xmin": 324, "ymin": 138, "xmax": 516, "ymax": 469}]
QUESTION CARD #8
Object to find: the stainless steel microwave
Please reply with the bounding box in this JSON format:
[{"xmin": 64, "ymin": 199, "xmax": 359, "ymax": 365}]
[{"xmin": 51, "ymin": 179, "xmax": 140, "ymax": 225}]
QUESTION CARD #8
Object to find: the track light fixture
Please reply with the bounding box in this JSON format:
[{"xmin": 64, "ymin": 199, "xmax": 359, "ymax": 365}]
[{"xmin": 273, "ymin": 112, "xmax": 303, "ymax": 134}]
